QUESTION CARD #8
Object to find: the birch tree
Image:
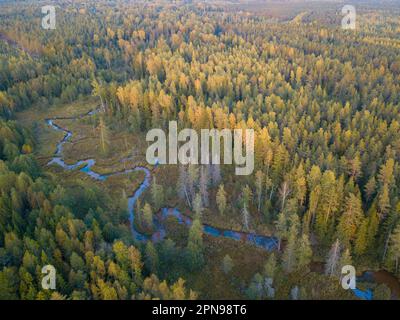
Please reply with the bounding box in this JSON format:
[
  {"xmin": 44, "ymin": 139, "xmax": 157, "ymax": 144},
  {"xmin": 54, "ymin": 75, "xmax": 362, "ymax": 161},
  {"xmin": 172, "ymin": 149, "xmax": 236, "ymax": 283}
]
[{"xmin": 325, "ymin": 239, "xmax": 341, "ymax": 277}]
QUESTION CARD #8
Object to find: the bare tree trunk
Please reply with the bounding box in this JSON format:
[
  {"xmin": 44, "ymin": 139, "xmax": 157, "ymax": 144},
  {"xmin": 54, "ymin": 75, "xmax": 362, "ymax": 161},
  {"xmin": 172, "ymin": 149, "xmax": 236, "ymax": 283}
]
[{"xmin": 382, "ymin": 228, "xmax": 392, "ymax": 261}]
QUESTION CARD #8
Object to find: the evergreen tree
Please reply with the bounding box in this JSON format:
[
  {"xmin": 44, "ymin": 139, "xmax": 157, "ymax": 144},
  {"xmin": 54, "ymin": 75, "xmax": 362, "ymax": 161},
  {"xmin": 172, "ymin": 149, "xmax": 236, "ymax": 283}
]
[
  {"xmin": 216, "ymin": 184, "xmax": 227, "ymax": 215},
  {"xmin": 222, "ymin": 254, "xmax": 234, "ymax": 274},
  {"xmin": 385, "ymin": 224, "xmax": 400, "ymax": 274},
  {"xmin": 282, "ymin": 214, "xmax": 300, "ymax": 272},
  {"xmin": 145, "ymin": 242, "xmax": 158, "ymax": 274},
  {"xmin": 242, "ymin": 203, "xmax": 250, "ymax": 231},
  {"xmin": 255, "ymin": 170, "xmax": 264, "ymax": 212},
  {"xmin": 186, "ymin": 218, "xmax": 204, "ymax": 270},
  {"xmin": 336, "ymin": 193, "xmax": 364, "ymax": 247},
  {"xmin": 98, "ymin": 116, "xmax": 110, "ymax": 155},
  {"xmin": 354, "ymin": 218, "xmax": 369, "ymax": 256},
  {"xmin": 142, "ymin": 203, "xmax": 153, "ymax": 229},
  {"xmin": 297, "ymin": 233, "xmax": 313, "ymax": 271},
  {"xmin": 193, "ymin": 193, "xmax": 203, "ymax": 218},
  {"xmin": 151, "ymin": 178, "xmax": 164, "ymax": 211},
  {"xmin": 264, "ymin": 253, "xmax": 277, "ymax": 278},
  {"xmin": 275, "ymin": 211, "xmax": 287, "ymax": 251}
]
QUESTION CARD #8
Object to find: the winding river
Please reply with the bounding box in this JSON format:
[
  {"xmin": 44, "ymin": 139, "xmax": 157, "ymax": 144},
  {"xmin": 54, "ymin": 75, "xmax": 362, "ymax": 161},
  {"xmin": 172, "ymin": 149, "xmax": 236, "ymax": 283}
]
[
  {"xmin": 45, "ymin": 110, "xmax": 279, "ymax": 251},
  {"xmin": 45, "ymin": 108, "xmax": 400, "ymax": 300}
]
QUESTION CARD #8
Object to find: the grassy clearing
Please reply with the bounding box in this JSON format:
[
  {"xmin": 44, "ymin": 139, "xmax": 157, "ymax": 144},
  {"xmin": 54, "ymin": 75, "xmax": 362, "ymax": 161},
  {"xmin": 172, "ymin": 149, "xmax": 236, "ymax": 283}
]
[{"xmin": 16, "ymin": 97, "xmax": 149, "ymax": 209}]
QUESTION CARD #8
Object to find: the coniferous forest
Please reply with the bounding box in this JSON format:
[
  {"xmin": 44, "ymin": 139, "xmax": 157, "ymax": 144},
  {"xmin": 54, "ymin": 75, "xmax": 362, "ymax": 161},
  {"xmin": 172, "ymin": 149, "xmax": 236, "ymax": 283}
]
[{"xmin": 0, "ymin": 0, "xmax": 400, "ymax": 300}]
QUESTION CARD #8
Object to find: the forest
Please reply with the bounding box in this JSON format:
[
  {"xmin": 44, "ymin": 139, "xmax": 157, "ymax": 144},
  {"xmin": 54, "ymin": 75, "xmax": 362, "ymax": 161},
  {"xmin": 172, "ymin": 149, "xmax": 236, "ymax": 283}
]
[{"xmin": 0, "ymin": 0, "xmax": 400, "ymax": 300}]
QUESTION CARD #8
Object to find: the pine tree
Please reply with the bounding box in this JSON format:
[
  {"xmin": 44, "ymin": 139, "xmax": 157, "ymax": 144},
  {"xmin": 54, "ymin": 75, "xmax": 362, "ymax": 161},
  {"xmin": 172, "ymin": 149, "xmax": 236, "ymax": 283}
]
[
  {"xmin": 336, "ymin": 193, "xmax": 364, "ymax": 246},
  {"xmin": 354, "ymin": 218, "xmax": 369, "ymax": 256},
  {"xmin": 186, "ymin": 218, "xmax": 204, "ymax": 270},
  {"xmin": 294, "ymin": 163, "xmax": 307, "ymax": 207},
  {"xmin": 151, "ymin": 178, "xmax": 164, "ymax": 211},
  {"xmin": 128, "ymin": 245, "xmax": 143, "ymax": 283},
  {"xmin": 348, "ymin": 154, "xmax": 362, "ymax": 181},
  {"xmin": 282, "ymin": 214, "xmax": 300, "ymax": 272},
  {"xmin": 316, "ymin": 171, "xmax": 338, "ymax": 240},
  {"xmin": 366, "ymin": 204, "xmax": 380, "ymax": 250},
  {"xmin": 193, "ymin": 193, "xmax": 203, "ymax": 218},
  {"xmin": 275, "ymin": 211, "xmax": 287, "ymax": 251},
  {"xmin": 142, "ymin": 203, "xmax": 153, "ymax": 229},
  {"xmin": 339, "ymin": 248, "xmax": 352, "ymax": 268},
  {"xmin": 364, "ymin": 177, "xmax": 376, "ymax": 202},
  {"xmin": 0, "ymin": 267, "xmax": 18, "ymax": 299},
  {"xmin": 378, "ymin": 159, "xmax": 395, "ymax": 187},
  {"xmin": 264, "ymin": 253, "xmax": 277, "ymax": 278},
  {"xmin": 297, "ymin": 233, "xmax": 313, "ymax": 271},
  {"xmin": 378, "ymin": 184, "xmax": 391, "ymax": 217},
  {"xmin": 98, "ymin": 116, "xmax": 110, "ymax": 155},
  {"xmin": 145, "ymin": 242, "xmax": 158, "ymax": 274},
  {"xmin": 222, "ymin": 255, "xmax": 234, "ymax": 274},
  {"xmin": 92, "ymin": 79, "xmax": 106, "ymax": 111},
  {"xmin": 216, "ymin": 184, "xmax": 227, "ymax": 215},
  {"xmin": 386, "ymin": 223, "xmax": 400, "ymax": 274}
]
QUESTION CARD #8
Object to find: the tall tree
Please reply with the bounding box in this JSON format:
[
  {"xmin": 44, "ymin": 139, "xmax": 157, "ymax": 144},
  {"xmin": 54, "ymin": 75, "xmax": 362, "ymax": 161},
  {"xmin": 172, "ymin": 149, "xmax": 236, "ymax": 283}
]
[
  {"xmin": 199, "ymin": 166, "xmax": 209, "ymax": 207},
  {"xmin": 151, "ymin": 178, "xmax": 164, "ymax": 211},
  {"xmin": 255, "ymin": 170, "xmax": 264, "ymax": 212},
  {"xmin": 242, "ymin": 203, "xmax": 250, "ymax": 231},
  {"xmin": 142, "ymin": 203, "xmax": 153, "ymax": 229},
  {"xmin": 297, "ymin": 233, "xmax": 313, "ymax": 271},
  {"xmin": 145, "ymin": 242, "xmax": 158, "ymax": 274},
  {"xmin": 186, "ymin": 218, "xmax": 204, "ymax": 270},
  {"xmin": 325, "ymin": 239, "xmax": 341, "ymax": 277},
  {"xmin": 222, "ymin": 255, "xmax": 234, "ymax": 274},
  {"xmin": 282, "ymin": 214, "xmax": 300, "ymax": 272},
  {"xmin": 385, "ymin": 224, "xmax": 400, "ymax": 274},
  {"xmin": 336, "ymin": 193, "xmax": 364, "ymax": 246},
  {"xmin": 216, "ymin": 184, "xmax": 227, "ymax": 215},
  {"xmin": 98, "ymin": 116, "xmax": 110, "ymax": 155}
]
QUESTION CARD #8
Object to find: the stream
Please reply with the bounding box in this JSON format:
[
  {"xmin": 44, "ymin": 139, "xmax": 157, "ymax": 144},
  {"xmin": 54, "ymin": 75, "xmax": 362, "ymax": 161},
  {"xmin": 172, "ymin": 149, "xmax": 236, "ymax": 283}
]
[
  {"xmin": 45, "ymin": 113, "xmax": 279, "ymax": 251},
  {"xmin": 45, "ymin": 109, "xmax": 400, "ymax": 300}
]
